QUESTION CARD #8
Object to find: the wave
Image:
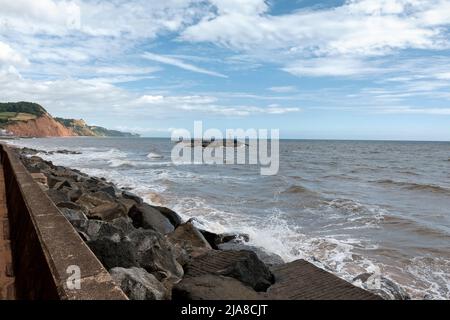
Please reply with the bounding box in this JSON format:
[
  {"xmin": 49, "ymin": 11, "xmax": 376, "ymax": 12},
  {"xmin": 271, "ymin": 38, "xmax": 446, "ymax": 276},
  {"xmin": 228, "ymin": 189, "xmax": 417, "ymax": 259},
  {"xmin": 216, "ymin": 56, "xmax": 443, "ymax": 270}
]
[
  {"xmin": 282, "ymin": 185, "xmax": 320, "ymax": 196},
  {"xmin": 147, "ymin": 152, "xmax": 164, "ymax": 159},
  {"xmin": 375, "ymin": 179, "xmax": 450, "ymax": 195}
]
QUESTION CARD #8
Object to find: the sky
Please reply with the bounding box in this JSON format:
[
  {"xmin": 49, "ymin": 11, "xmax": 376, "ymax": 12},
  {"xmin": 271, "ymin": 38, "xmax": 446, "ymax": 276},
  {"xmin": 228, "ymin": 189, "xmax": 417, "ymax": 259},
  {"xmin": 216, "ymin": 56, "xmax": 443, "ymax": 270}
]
[{"xmin": 1, "ymin": 0, "xmax": 450, "ymax": 140}]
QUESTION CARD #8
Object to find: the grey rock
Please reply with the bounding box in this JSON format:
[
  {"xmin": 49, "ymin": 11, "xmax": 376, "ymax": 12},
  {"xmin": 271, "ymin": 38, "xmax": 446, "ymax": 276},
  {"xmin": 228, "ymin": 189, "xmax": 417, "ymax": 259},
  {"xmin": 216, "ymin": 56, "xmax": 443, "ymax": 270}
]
[
  {"xmin": 167, "ymin": 222, "xmax": 212, "ymax": 261},
  {"xmin": 46, "ymin": 189, "xmax": 70, "ymax": 204},
  {"xmin": 88, "ymin": 202, "xmax": 127, "ymax": 221},
  {"xmin": 111, "ymin": 216, "xmax": 136, "ymax": 234},
  {"xmin": 152, "ymin": 206, "xmax": 182, "ymax": 228},
  {"xmin": 218, "ymin": 242, "xmax": 284, "ymax": 267},
  {"xmin": 127, "ymin": 229, "xmax": 183, "ymax": 280},
  {"xmin": 116, "ymin": 197, "xmax": 138, "ymax": 214},
  {"xmin": 173, "ymin": 275, "xmax": 262, "ymax": 300},
  {"xmin": 99, "ymin": 185, "xmax": 121, "ymax": 198},
  {"xmin": 129, "ymin": 203, "xmax": 174, "ymax": 235},
  {"xmin": 57, "ymin": 201, "xmax": 85, "ymax": 211},
  {"xmin": 82, "ymin": 219, "xmax": 124, "ymax": 242},
  {"xmin": 110, "ymin": 267, "xmax": 169, "ymax": 300},
  {"xmin": 185, "ymin": 250, "xmax": 274, "ymax": 292},
  {"xmin": 122, "ymin": 191, "xmax": 143, "ymax": 204},
  {"xmin": 87, "ymin": 228, "xmax": 183, "ymax": 280},
  {"xmin": 59, "ymin": 207, "xmax": 88, "ymax": 229}
]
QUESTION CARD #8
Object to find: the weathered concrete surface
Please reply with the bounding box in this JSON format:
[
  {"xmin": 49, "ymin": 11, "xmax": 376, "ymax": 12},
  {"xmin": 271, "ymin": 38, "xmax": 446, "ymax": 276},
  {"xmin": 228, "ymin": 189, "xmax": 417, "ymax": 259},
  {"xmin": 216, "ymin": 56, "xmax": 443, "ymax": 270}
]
[
  {"xmin": 0, "ymin": 163, "xmax": 15, "ymax": 300},
  {"xmin": 0, "ymin": 144, "xmax": 127, "ymax": 300},
  {"xmin": 267, "ymin": 259, "xmax": 382, "ymax": 300}
]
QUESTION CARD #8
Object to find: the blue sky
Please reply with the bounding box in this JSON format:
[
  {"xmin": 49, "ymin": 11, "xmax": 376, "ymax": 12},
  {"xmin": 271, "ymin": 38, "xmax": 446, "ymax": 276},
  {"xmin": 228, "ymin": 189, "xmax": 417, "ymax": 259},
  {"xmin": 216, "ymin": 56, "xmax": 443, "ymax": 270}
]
[{"xmin": 1, "ymin": 0, "xmax": 450, "ymax": 140}]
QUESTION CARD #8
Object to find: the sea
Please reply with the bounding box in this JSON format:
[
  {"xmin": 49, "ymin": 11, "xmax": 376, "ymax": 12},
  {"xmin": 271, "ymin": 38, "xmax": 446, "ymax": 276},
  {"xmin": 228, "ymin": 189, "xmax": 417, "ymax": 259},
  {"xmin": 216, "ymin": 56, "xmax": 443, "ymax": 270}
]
[{"xmin": 7, "ymin": 137, "xmax": 450, "ymax": 299}]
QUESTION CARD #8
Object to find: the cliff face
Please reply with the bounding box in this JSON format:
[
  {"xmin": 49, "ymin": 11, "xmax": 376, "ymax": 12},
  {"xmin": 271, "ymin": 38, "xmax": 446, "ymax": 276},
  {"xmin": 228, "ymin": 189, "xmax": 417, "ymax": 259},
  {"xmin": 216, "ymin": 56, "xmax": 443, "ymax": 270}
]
[
  {"xmin": 0, "ymin": 102, "xmax": 138, "ymax": 138},
  {"xmin": 4, "ymin": 114, "xmax": 76, "ymax": 137}
]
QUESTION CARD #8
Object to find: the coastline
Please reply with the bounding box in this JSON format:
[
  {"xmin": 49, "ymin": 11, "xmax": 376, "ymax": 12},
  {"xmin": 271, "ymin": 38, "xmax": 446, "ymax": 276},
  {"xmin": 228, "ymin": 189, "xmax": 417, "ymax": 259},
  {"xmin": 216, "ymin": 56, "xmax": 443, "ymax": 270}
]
[
  {"xmin": 12, "ymin": 146, "xmax": 286, "ymax": 300},
  {"xmin": 10, "ymin": 145, "xmax": 390, "ymax": 300}
]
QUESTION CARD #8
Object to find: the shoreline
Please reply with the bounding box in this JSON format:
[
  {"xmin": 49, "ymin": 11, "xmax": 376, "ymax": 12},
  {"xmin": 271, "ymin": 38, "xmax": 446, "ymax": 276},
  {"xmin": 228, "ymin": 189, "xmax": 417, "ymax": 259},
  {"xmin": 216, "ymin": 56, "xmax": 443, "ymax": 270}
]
[
  {"xmin": 10, "ymin": 145, "xmax": 409, "ymax": 300},
  {"xmin": 13, "ymin": 146, "xmax": 290, "ymax": 300}
]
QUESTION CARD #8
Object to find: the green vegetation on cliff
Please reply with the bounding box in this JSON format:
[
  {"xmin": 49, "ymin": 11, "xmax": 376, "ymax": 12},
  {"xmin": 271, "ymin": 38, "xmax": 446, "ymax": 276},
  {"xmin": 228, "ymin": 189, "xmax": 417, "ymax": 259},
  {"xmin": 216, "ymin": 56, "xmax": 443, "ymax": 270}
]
[
  {"xmin": 0, "ymin": 101, "xmax": 139, "ymax": 137},
  {"xmin": 0, "ymin": 102, "xmax": 46, "ymax": 126},
  {"xmin": 55, "ymin": 117, "xmax": 139, "ymax": 137},
  {"xmin": 0, "ymin": 102, "xmax": 47, "ymax": 116}
]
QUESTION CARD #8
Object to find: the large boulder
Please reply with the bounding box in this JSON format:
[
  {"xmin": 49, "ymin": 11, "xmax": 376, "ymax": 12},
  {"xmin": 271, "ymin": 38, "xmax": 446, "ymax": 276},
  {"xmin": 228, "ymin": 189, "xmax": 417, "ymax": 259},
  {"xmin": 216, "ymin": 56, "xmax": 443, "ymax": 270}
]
[
  {"xmin": 122, "ymin": 191, "xmax": 143, "ymax": 204},
  {"xmin": 76, "ymin": 192, "xmax": 127, "ymax": 221},
  {"xmin": 126, "ymin": 229, "xmax": 183, "ymax": 280},
  {"xmin": 99, "ymin": 185, "xmax": 121, "ymax": 198},
  {"xmin": 81, "ymin": 219, "xmax": 124, "ymax": 242},
  {"xmin": 152, "ymin": 206, "xmax": 183, "ymax": 228},
  {"xmin": 128, "ymin": 203, "xmax": 174, "ymax": 235},
  {"xmin": 116, "ymin": 197, "xmax": 138, "ymax": 214},
  {"xmin": 218, "ymin": 242, "xmax": 284, "ymax": 267},
  {"xmin": 89, "ymin": 202, "xmax": 127, "ymax": 221},
  {"xmin": 87, "ymin": 228, "xmax": 183, "ymax": 280},
  {"xmin": 87, "ymin": 235, "xmax": 137, "ymax": 269},
  {"xmin": 184, "ymin": 250, "xmax": 274, "ymax": 292},
  {"xmin": 110, "ymin": 267, "xmax": 169, "ymax": 300},
  {"xmin": 173, "ymin": 275, "xmax": 262, "ymax": 300},
  {"xmin": 59, "ymin": 207, "xmax": 88, "ymax": 230},
  {"xmin": 111, "ymin": 217, "xmax": 136, "ymax": 234},
  {"xmin": 167, "ymin": 222, "xmax": 212, "ymax": 261},
  {"xmin": 46, "ymin": 189, "xmax": 70, "ymax": 204}
]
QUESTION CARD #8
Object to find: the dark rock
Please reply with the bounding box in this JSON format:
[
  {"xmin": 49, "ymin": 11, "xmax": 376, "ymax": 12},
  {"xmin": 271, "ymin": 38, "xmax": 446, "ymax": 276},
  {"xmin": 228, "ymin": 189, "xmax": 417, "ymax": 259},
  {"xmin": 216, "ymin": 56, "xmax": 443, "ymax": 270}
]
[
  {"xmin": 167, "ymin": 222, "xmax": 212, "ymax": 261},
  {"xmin": 111, "ymin": 217, "xmax": 136, "ymax": 234},
  {"xmin": 218, "ymin": 242, "xmax": 284, "ymax": 267},
  {"xmin": 221, "ymin": 233, "xmax": 250, "ymax": 243},
  {"xmin": 122, "ymin": 191, "xmax": 143, "ymax": 204},
  {"xmin": 76, "ymin": 192, "xmax": 115, "ymax": 211},
  {"xmin": 126, "ymin": 229, "xmax": 183, "ymax": 280},
  {"xmin": 116, "ymin": 197, "xmax": 138, "ymax": 214},
  {"xmin": 88, "ymin": 202, "xmax": 127, "ymax": 221},
  {"xmin": 352, "ymin": 273, "xmax": 372, "ymax": 283},
  {"xmin": 67, "ymin": 188, "xmax": 82, "ymax": 202},
  {"xmin": 100, "ymin": 185, "xmax": 121, "ymax": 198},
  {"xmin": 88, "ymin": 228, "xmax": 183, "ymax": 280},
  {"xmin": 53, "ymin": 179, "xmax": 72, "ymax": 190},
  {"xmin": 129, "ymin": 203, "xmax": 174, "ymax": 235},
  {"xmin": 59, "ymin": 207, "xmax": 88, "ymax": 229},
  {"xmin": 173, "ymin": 275, "xmax": 262, "ymax": 300},
  {"xmin": 46, "ymin": 189, "xmax": 70, "ymax": 204},
  {"xmin": 110, "ymin": 267, "xmax": 169, "ymax": 300},
  {"xmin": 152, "ymin": 206, "xmax": 182, "ymax": 228},
  {"xmin": 185, "ymin": 250, "xmax": 274, "ymax": 292},
  {"xmin": 81, "ymin": 219, "xmax": 124, "ymax": 241},
  {"xmin": 200, "ymin": 229, "xmax": 250, "ymax": 249},
  {"xmin": 52, "ymin": 149, "xmax": 82, "ymax": 155},
  {"xmin": 87, "ymin": 236, "xmax": 138, "ymax": 268},
  {"xmin": 47, "ymin": 175, "xmax": 66, "ymax": 188},
  {"xmin": 57, "ymin": 201, "xmax": 85, "ymax": 211}
]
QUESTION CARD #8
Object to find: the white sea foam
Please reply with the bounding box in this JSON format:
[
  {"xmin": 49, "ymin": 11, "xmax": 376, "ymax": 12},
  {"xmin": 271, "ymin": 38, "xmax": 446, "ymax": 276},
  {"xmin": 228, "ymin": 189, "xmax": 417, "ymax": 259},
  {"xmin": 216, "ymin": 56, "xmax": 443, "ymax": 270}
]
[
  {"xmin": 6, "ymin": 138, "xmax": 450, "ymax": 300},
  {"xmin": 147, "ymin": 152, "xmax": 163, "ymax": 159}
]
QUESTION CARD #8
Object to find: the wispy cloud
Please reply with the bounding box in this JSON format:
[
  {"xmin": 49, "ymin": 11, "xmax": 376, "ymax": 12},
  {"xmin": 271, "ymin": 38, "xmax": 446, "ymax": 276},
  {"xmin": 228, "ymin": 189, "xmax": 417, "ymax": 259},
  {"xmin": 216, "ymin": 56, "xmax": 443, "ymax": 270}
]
[
  {"xmin": 268, "ymin": 86, "xmax": 297, "ymax": 93},
  {"xmin": 142, "ymin": 52, "xmax": 227, "ymax": 78}
]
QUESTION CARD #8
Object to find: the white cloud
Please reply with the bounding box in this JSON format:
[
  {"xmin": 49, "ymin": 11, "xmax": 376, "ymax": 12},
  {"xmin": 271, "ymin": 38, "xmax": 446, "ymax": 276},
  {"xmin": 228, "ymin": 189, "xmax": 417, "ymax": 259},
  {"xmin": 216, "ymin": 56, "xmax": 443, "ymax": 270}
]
[
  {"xmin": 181, "ymin": 0, "xmax": 450, "ymax": 77},
  {"xmin": 142, "ymin": 52, "xmax": 227, "ymax": 78},
  {"xmin": 0, "ymin": 41, "xmax": 29, "ymax": 66},
  {"xmin": 268, "ymin": 86, "xmax": 297, "ymax": 93},
  {"xmin": 379, "ymin": 106, "xmax": 450, "ymax": 115},
  {"xmin": 283, "ymin": 57, "xmax": 381, "ymax": 77},
  {"xmin": 0, "ymin": 0, "xmax": 80, "ymax": 35}
]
